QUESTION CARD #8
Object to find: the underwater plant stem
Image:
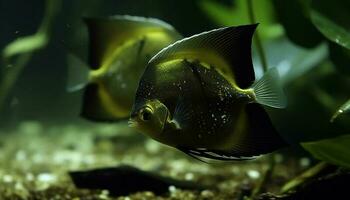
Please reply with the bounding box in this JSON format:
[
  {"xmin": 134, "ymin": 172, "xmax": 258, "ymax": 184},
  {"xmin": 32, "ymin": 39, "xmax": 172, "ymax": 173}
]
[
  {"xmin": 310, "ymin": 84, "xmax": 336, "ymax": 112},
  {"xmin": 247, "ymin": 0, "xmax": 268, "ymax": 73},
  {"xmin": 0, "ymin": 0, "xmax": 60, "ymax": 112},
  {"xmin": 0, "ymin": 54, "xmax": 32, "ymax": 111},
  {"xmin": 280, "ymin": 162, "xmax": 329, "ymax": 193},
  {"xmin": 248, "ymin": 155, "xmax": 275, "ymax": 199}
]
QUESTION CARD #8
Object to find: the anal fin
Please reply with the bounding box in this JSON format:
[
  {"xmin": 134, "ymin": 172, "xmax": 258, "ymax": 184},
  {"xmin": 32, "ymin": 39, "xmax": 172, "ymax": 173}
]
[
  {"xmin": 177, "ymin": 104, "xmax": 288, "ymax": 161},
  {"xmin": 235, "ymin": 103, "xmax": 288, "ymax": 156},
  {"xmin": 81, "ymin": 84, "xmax": 128, "ymax": 122}
]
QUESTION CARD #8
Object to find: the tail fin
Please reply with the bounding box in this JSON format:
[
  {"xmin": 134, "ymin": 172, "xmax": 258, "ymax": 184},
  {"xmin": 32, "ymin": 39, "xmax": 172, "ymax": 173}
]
[
  {"xmin": 66, "ymin": 53, "xmax": 90, "ymax": 92},
  {"xmin": 252, "ymin": 68, "xmax": 287, "ymax": 108}
]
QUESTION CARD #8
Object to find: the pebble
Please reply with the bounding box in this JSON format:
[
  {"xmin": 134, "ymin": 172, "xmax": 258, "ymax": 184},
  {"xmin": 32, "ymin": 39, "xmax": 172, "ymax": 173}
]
[
  {"xmin": 185, "ymin": 172, "xmax": 194, "ymax": 180},
  {"xmin": 37, "ymin": 173, "xmax": 57, "ymax": 183},
  {"xmin": 247, "ymin": 170, "xmax": 260, "ymax": 179},
  {"xmin": 3, "ymin": 174, "xmax": 13, "ymax": 183},
  {"xmin": 300, "ymin": 157, "xmax": 311, "ymax": 167},
  {"xmin": 201, "ymin": 190, "xmax": 214, "ymax": 198},
  {"xmin": 169, "ymin": 185, "xmax": 177, "ymax": 193}
]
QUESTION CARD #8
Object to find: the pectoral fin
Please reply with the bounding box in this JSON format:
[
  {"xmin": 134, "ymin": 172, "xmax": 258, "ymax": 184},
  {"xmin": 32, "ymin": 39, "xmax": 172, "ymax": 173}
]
[{"xmin": 170, "ymin": 96, "xmax": 194, "ymax": 130}]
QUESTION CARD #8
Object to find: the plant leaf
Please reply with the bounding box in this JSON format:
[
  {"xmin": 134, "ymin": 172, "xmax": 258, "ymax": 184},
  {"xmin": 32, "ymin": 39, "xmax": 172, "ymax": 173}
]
[
  {"xmin": 272, "ymin": 0, "xmax": 324, "ymax": 48},
  {"xmin": 310, "ymin": 10, "xmax": 350, "ymax": 50},
  {"xmin": 198, "ymin": 0, "xmax": 235, "ymax": 26},
  {"xmin": 331, "ymin": 99, "xmax": 350, "ymax": 122},
  {"xmin": 302, "ymin": 134, "xmax": 350, "ymax": 169},
  {"xmin": 199, "ymin": 0, "xmax": 282, "ymax": 39}
]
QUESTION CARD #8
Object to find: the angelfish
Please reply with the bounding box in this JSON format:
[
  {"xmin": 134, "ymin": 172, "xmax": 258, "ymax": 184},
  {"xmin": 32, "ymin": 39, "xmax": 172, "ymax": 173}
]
[
  {"xmin": 129, "ymin": 24, "xmax": 288, "ymax": 161},
  {"xmin": 68, "ymin": 15, "xmax": 182, "ymax": 121}
]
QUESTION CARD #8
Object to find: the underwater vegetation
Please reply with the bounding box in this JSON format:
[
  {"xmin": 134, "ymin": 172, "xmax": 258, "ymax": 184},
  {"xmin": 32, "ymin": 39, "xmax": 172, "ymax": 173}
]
[{"xmin": 0, "ymin": 0, "xmax": 350, "ymax": 199}]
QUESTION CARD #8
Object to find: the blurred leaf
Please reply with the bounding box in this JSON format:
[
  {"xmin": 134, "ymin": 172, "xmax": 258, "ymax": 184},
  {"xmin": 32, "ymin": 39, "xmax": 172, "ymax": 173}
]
[
  {"xmin": 310, "ymin": 11, "xmax": 350, "ymax": 50},
  {"xmin": 272, "ymin": 0, "xmax": 324, "ymax": 48},
  {"xmin": 302, "ymin": 135, "xmax": 350, "ymax": 169},
  {"xmin": 253, "ymin": 38, "xmax": 328, "ymax": 84},
  {"xmin": 199, "ymin": 0, "xmax": 283, "ymax": 39},
  {"xmin": 2, "ymin": 33, "xmax": 48, "ymax": 58},
  {"xmin": 308, "ymin": 1, "xmax": 350, "ymax": 75},
  {"xmin": 199, "ymin": 0, "xmax": 235, "ymax": 26},
  {"xmin": 311, "ymin": 0, "xmax": 350, "ymax": 31},
  {"xmin": 273, "ymin": 0, "xmax": 350, "ymax": 75},
  {"xmin": 328, "ymin": 42, "xmax": 350, "ymax": 75},
  {"xmin": 331, "ymin": 99, "xmax": 350, "ymax": 122}
]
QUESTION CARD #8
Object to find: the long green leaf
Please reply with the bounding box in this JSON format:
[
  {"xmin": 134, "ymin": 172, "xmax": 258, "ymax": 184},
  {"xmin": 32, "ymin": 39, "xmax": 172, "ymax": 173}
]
[
  {"xmin": 199, "ymin": 0, "xmax": 282, "ymax": 39},
  {"xmin": 331, "ymin": 99, "xmax": 350, "ymax": 122},
  {"xmin": 302, "ymin": 134, "xmax": 350, "ymax": 169},
  {"xmin": 310, "ymin": 10, "xmax": 350, "ymax": 50}
]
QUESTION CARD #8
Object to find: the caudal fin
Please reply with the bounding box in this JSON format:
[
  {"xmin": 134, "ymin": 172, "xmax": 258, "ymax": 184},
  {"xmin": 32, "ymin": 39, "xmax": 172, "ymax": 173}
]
[
  {"xmin": 252, "ymin": 68, "xmax": 287, "ymax": 108},
  {"xmin": 66, "ymin": 53, "xmax": 90, "ymax": 92}
]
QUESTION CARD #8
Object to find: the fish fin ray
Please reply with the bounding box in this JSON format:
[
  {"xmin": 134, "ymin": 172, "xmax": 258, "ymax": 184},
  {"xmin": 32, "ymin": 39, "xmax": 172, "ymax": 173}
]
[
  {"xmin": 178, "ymin": 147, "xmax": 254, "ymax": 161},
  {"xmin": 66, "ymin": 53, "xmax": 90, "ymax": 92},
  {"xmin": 172, "ymin": 96, "xmax": 193, "ymax": 129},
  {"xmin": 252, "ymin": 68, "xmax": 287, "ymax": 108},
  {"xmin": 150, "ymin": 24, "xmax": 257, "ymax": 88}
]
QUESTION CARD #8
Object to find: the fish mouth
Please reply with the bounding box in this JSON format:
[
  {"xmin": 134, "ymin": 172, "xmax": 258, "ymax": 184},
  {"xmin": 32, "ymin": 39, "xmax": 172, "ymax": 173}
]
[{"xmin": 128, "ymin": 119, "xmax": 138, "ymax": 128}]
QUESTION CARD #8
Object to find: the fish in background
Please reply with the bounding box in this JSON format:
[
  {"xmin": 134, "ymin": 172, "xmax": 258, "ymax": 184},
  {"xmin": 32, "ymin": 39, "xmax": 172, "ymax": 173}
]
[
  {"xmin": 129, "ymin": 24, "xmax": 288, "ymax": 161},
  {"xmin": 68, "ymin": 15, "xmax": 182, "ymax": 121}
]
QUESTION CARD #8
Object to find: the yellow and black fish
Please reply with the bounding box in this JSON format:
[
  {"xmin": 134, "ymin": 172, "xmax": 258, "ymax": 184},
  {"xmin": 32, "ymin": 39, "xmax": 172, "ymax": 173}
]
[
  {"xmin": 68, "ymin": 15, "xmax": 182, "ymax": 121},
  {"xmin": 129, "ymin": 24, "xmax": 287, "ymax": 160}
]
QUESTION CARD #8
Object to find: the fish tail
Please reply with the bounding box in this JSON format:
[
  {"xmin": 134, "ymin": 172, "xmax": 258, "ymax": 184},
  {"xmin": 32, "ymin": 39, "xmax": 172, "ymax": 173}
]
[
  {"xmin": 66, "ymin": 53, "xmax": 91, "ymax": 92},
  {"xmin": 252, "ymin": 68, "xmax": 287, "ymax": 109}
]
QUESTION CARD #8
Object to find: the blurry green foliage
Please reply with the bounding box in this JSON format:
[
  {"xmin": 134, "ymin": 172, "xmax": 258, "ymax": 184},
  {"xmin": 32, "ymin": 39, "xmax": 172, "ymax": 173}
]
[
  {"xmin": 273, "ymin": 0, "xmax": 350, "ymax": 75},
  {"xmin": 2, "ymin": 33, "xmax": 48, "ymax": 58},
  {"xmin": 200, "ymin": 0, "xmax": 350, "ymax": 167},
  {"xmin": 198, "ymin": 0, "xmax": 283, "ymax": 39},
  {"xmin": 274, "ymin": 0, "xmax": 350, "ymax": 165},
  {"xmin": 0, "ymin": 0, "xmax": 60, "ymax": 112},
  {"xmin": 310, "ymin": 11, "xmax": 350, "ymax": 50},
  {"xmin": 331, "ymin": 99, "xmax": 350, "ymax": 122},
  {"xmin": 272, "ymin": 0, "xmax": 323, "ymax": 48},
  {"xmin": 302, "ymin": 135, "xmax": 350, "ymax": 169}
]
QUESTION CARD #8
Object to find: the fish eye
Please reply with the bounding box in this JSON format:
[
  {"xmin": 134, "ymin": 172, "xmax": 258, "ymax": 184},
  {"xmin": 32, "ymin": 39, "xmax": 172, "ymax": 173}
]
[{"xmin": 139, "ymin": 107, "xmax": 153, "ymax": 121}]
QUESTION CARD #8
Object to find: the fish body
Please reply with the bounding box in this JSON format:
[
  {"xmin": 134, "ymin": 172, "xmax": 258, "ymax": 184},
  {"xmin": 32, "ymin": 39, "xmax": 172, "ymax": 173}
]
[
  {"xmin": 68, "ymin": 15, "xmax": 182, "ymax": 121},
  {"xmin": 130, "ymin": 24, "xmax": 287, "ymax": 160}
]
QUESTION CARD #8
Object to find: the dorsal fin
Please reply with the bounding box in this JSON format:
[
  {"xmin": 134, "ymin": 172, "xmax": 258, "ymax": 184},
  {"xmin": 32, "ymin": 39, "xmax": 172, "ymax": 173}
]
[
  {"xmin": 84, "ymin": 15, "xmax": 181, "ymax": 69},
  {"xmin": 150, "ymin": 24, "xmax": 257, "ymax": 88}
]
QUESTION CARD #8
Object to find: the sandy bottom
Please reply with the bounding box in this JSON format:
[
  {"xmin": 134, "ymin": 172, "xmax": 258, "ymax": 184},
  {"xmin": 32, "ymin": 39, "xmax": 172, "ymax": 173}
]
[{"xmin": 0, "ymin": 121, "xmax": 308, "ymax": 200}]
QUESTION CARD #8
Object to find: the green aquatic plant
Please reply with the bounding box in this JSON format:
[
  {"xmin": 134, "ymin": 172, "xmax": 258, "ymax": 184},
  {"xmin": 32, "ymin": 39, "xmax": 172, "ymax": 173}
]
[
  {"xmin": 273, "ymin": 0, "xmax": 350, "ymax": 168},
  {"xmin": 331, "ymin": 99, "xmax": 350, "ymax": 122},
  {"xmin": 0, "ymin": 0, "xmax": 60, "ymax": 112},
  {"xmin": 198, "ymin": 0, "xmax": 283, "ymax": 40},
  {"xmin": 302, "ymin": 135, "xmax": 350, "ymax": 169},
  {"xmin": 201, "ymin": 0, "xmax": 350, "ymax": 169},
  {"xmin": 200, "ymin": 0, "xmax": 350, "ymax": 198}
]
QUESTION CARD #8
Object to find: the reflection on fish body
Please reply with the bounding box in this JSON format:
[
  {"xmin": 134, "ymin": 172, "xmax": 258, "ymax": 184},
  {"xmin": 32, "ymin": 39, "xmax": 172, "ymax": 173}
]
[
  {"xmin": 68, "ymin": 15, "xmax": 182, "ymax": 121},
  {"xmin": 129, "ymin": 24, "xmax": 287, "ymax": 161}
]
